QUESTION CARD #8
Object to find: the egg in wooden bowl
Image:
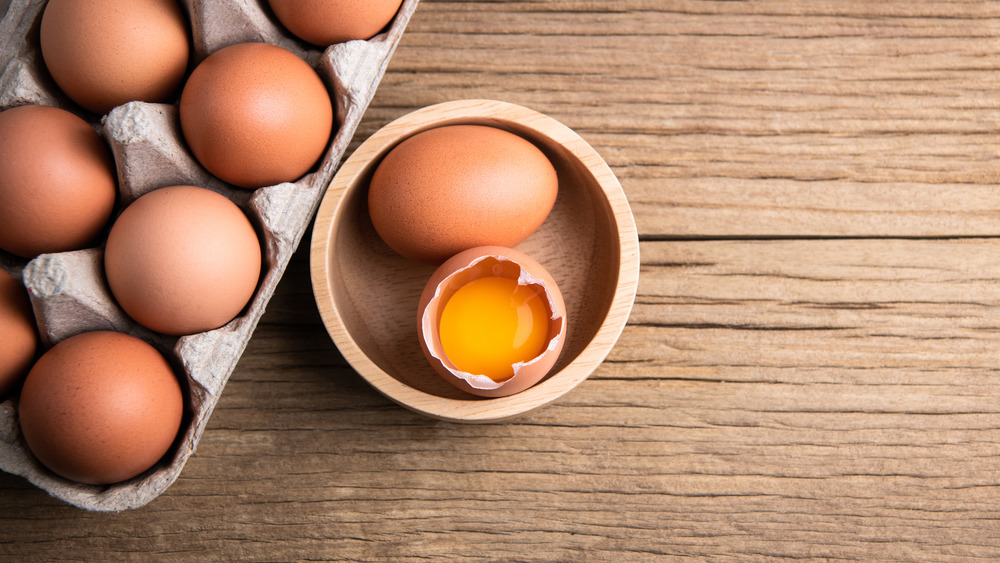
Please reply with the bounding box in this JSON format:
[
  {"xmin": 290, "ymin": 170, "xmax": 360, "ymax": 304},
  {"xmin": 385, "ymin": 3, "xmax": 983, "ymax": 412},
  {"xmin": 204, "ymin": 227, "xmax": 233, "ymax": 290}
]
[{"xmin": 310, "ymin": 99, "xmax": 639, "ymax": 422}]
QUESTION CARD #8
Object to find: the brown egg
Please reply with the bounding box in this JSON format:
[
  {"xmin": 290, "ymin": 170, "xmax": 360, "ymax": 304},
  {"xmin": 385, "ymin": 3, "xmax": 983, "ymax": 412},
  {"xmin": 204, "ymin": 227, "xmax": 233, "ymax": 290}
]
[
  {"xmin": 40, "ymin": 0, "xmax": 190, "ymax": 115},
  {"xmin": 268, "ymin": 0, "xmax": 404, "ymax": 45},
  {"xmin": 104, "ymin": 186, "xmax": 262, "ymax": 336},
  {"xmin": 0, "ymin": 270, "xmax": 38, "ymax": 398},
  {"xmin": 18, "ymin": 331, "xmax": 183, "ymax": 485},
  {"xmin": 179, "ymin": 42, "xmax": 334, "ymax": 189},
  {"xmin": 368, "ymin": 125, "xmax": 558, "ymax": 264},
  {"xmin": 0, "ymin": 105, "xmax": 117, "ymax": 258},
  {"xmin": 417, "ymin": 246, "xmax": 566, "ymax": 398}
]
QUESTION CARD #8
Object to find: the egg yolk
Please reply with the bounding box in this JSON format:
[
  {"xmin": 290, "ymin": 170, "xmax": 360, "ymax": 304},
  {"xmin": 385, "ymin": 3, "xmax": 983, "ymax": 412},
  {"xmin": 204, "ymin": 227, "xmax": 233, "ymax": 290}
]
[{"xmin": 438, "ymin": 276, "xmax": 550, "ymax": 382}]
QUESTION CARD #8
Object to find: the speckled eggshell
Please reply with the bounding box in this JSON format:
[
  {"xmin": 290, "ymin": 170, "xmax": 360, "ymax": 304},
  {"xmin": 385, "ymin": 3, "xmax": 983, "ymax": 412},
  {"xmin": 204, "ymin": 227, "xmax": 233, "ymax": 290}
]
[
  {"xmin": 0, "ymin": 105, "xmax": 117, "ymax": 258},
  {"xmin": 179, "ymin": 42, "xmax": 334, "ymax": 189},
  {"xmin": 40, "ymin": 0, "xmax": 190, "ymax": 115},
  {"xmin": 368, "ymin": 125, "xmax": 558, "ymax": 264},
  {"xmin": 0, "ymin": 270, "xmax": 38, "ymax": 398},
  {"xmin": 104, "ymin": 185, "xmax": 262, "ymax": 336},
  {"xmin": 17, "ymin": 331, "xmax": 184, "ymax": 486},
  {"xmin": 268, "ymin": 0, "xmax": 404, "ymax": 45}
]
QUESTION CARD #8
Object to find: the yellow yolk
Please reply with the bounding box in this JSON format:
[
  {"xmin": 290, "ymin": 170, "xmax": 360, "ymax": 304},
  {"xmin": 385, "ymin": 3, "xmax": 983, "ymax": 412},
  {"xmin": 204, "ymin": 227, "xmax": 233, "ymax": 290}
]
[{"xmin": 438, "ymin": 276, "xmax": 550, "ymax": 382}]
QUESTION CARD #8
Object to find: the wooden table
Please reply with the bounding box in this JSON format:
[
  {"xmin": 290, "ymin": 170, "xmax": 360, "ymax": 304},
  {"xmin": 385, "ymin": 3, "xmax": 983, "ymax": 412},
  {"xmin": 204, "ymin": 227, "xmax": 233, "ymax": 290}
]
[{"xmin": 4, "ymin": 1, "xmax": 1000, "ymax": 560}]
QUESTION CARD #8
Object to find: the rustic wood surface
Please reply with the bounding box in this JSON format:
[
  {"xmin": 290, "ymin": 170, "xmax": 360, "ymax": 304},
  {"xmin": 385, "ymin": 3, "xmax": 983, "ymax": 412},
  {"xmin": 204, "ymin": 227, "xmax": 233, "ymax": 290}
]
[{"xmin": 4, "ymin": 0, "xmax": 1000, "ymax": 560}]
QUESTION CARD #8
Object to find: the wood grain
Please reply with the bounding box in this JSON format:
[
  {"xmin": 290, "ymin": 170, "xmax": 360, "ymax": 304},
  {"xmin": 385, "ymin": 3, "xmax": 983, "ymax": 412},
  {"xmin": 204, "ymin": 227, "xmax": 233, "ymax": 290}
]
[
  {"xmin": 362, "ymin": 0, "xmax": 1000, "ymax": 239},
  {"xmin": 4, "ymin": 0, "xmax": 1000, "ymax": 561}
]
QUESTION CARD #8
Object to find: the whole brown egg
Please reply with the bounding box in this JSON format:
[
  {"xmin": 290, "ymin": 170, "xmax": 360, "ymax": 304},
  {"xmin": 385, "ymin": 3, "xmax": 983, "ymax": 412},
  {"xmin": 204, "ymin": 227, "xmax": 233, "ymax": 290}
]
[
  {"xmin": 179, "ymin": 42, "xmax": 334, "ymax": 189},
  {"xmin": 0, "ymin": 270, "xmax": 38, "ymax": 398},
  {"xmin": 18, "ymin": 331, "xmax": 184, "ymax": 485},
  {"xmin": 368, "ymin": 125, "xmax": 558, "ymax": 264},
  {"xmin": 104, "ymin": 185, "xmax": 262, "ymax": 336},
  {"xmin": 268, "ymin": 0, "xmax": 404, "ymax": 45},
  {"xmin": 0, "ymin": 105, "xmax": 117, "ymax": 258},
  {"xmin": 40, "ymin": 0, "xmax": 190, "ymax": 115}
]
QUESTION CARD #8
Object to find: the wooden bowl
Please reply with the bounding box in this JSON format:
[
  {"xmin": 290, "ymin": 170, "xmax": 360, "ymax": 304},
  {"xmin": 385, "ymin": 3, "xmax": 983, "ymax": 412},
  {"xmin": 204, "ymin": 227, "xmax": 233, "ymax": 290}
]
[{"xmin": 310, "ymin": 99, "xmax": 639, "ymax": 422}]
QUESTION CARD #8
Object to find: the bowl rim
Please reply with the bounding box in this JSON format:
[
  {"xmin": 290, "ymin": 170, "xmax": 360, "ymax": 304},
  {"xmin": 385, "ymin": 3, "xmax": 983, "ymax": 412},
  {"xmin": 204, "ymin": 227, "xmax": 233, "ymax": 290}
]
[{"xmin": 310, "ymin": 99, "xmax": 639, "ymax": 422}]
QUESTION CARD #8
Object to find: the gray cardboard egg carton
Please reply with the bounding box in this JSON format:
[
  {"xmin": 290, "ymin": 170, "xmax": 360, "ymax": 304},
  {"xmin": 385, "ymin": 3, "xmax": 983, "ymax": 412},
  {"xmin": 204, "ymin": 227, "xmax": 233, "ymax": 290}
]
[{"xmin": 0, "ymin": 0, "xmax": 418, "ymax": 511}]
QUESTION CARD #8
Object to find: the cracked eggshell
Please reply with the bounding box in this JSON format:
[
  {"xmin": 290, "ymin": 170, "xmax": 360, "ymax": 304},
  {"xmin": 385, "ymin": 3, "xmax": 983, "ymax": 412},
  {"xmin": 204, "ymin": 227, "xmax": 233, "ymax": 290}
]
[{"xmin": 417, "ymin": 246, "xmax": 566, "ymax": 398}]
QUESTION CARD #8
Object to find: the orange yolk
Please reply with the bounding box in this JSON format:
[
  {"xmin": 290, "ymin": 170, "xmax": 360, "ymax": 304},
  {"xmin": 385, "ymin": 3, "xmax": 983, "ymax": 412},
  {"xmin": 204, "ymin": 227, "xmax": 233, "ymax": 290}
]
[{"xmin": 438, "ymin": 276, "xmax": 550, "ymax": 382}]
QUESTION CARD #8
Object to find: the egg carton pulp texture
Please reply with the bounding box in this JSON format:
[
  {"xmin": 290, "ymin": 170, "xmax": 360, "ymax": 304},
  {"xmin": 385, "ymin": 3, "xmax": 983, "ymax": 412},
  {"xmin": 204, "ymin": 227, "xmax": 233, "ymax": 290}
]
[{"xmin": 0, "ymin": 0, "xmax": 419, "ymax": 511}]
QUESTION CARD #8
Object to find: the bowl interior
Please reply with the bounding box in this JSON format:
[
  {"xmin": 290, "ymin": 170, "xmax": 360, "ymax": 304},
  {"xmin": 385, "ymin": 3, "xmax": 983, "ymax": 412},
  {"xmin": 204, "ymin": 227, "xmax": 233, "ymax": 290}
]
[{"xmin": 313, "ymin": 100, "xmax": 635, "ymax": 421}]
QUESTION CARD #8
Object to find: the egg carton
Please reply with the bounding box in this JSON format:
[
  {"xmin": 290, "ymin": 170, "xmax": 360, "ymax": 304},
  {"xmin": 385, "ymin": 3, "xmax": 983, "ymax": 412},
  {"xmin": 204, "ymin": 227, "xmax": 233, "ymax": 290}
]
[{"xmin": 0, "ymin": 0, "xmax": 418, "ymax": 511}]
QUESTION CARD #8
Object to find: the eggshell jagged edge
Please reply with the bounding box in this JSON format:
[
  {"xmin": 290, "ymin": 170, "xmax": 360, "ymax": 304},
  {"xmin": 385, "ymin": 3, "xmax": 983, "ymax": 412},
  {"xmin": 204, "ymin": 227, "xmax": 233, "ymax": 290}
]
[{"xmin": 417, "ymin": 246, "xmax": 567, "ymax": 398}]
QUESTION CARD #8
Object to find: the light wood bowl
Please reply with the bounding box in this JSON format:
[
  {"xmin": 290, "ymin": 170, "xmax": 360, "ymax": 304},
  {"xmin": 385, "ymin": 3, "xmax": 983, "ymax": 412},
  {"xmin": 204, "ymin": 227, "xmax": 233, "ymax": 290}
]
[{"xmin": 310, "ymin": 99, "xmax": 639, "ymax": 422}]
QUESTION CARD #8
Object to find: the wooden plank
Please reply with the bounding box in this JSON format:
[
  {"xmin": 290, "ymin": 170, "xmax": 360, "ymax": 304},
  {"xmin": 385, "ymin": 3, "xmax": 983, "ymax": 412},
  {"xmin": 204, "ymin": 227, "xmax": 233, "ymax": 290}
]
[
  {"xmin": 361, "ymin": 0, "xmax": 1000, "ymax": 238},
  {"xmin": 627, "ymin": 238, "xmax": 1000, "ymax": 386},
  {"xmin": 5, "ymin": 239, "xmax": 1000, "ymax": 560}
]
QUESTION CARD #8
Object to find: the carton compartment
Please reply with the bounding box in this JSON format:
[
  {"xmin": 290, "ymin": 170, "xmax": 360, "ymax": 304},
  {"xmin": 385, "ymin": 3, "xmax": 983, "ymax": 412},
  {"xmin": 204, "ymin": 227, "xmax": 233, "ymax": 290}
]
[{"xmin": 0, "ymin": 0, "xmax": 419, "ymax": 511}]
